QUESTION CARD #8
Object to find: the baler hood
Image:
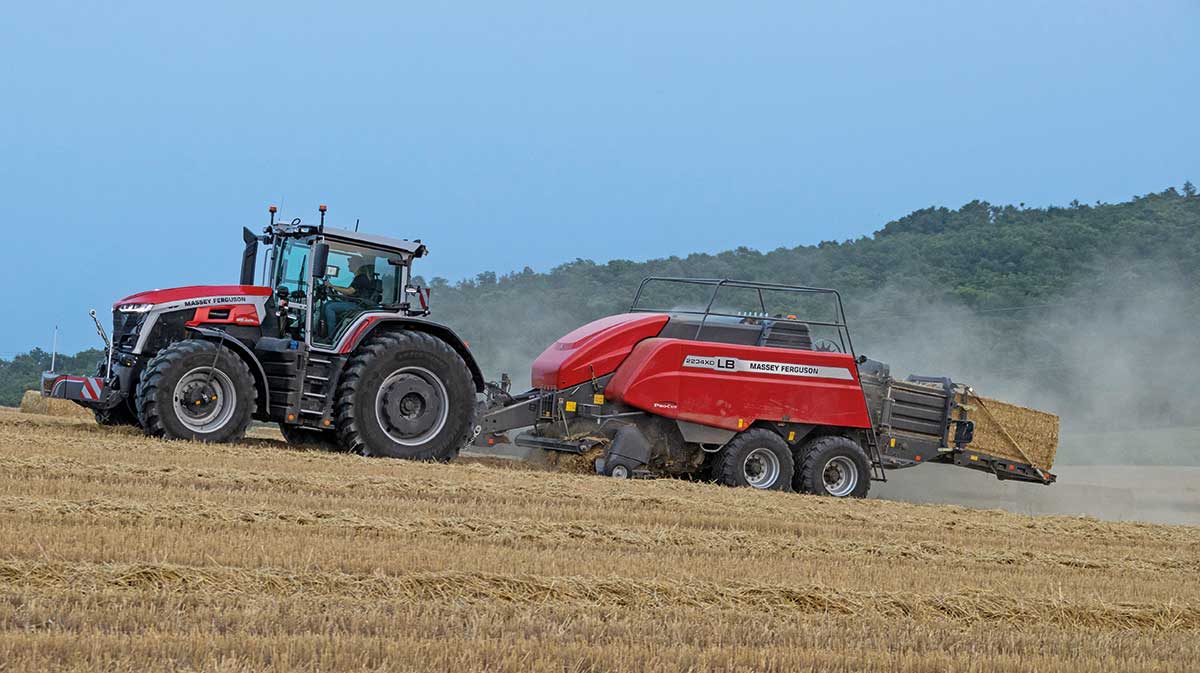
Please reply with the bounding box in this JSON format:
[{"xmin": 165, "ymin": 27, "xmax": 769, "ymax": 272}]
[{"xmin": 531, "ymin": 313, "xmax": 669, "ymax": 390}]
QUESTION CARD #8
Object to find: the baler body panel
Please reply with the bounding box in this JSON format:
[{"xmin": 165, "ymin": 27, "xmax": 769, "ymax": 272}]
[
  {"xmin": 531, "ymin": 313, "xmax": 669, "ymax": 390},
  {"xmin": 605, "ymin": 337, "xmax": 872, "ymax": 431}
]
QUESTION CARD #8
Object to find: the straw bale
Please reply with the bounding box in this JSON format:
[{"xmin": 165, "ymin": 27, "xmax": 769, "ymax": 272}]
[
  {"xmin": 19, "ymin": 390, "xmax": 92, "ymax": 419},
  {"xmin": 957, "ymin": 391, "xmax": 1058, "ymax": 471}
]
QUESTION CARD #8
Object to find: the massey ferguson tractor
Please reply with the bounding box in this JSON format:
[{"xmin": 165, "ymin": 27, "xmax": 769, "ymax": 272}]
[
  {"xmin": 474, "ymin": 277, "xmax": 1056, "ymax": 497},
  {"xmin": 43, "ymin": 206, "xmax": 483, "ymax": 460}
]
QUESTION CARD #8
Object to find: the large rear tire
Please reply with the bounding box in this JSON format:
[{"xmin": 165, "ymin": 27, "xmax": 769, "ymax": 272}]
[
  {"xmin": 713, "ymin": 428, "xmax": 794, "ymax": 491},
  {"xmin": 136, "ymin": 340, "xmax": 257, "ymax": 443},
  {"xmin": 335, "ymin": 330, "xmax": 476, "ymax": 461},
  {"xmin": 798, "ymin": 435, "xmax": 871, "ymax": 498}
]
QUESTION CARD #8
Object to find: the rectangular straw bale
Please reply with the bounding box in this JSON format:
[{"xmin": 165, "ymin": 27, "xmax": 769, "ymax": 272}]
[
  {"xmin": 958, "ymin": 391, "xmax": 1059, "ymax": 471},
  {"xmin": 19, "ymin": 390, "xmax": 92, "ymax": 419}
]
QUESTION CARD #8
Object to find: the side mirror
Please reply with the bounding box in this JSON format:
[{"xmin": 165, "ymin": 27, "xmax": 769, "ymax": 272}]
[
  {"xmin": 240, "ymin": 227, "xmax": 258, "ymax": 285},
  {"xmin": 311, "ymin": 243, "xmax": 330, "ymax": 280}
]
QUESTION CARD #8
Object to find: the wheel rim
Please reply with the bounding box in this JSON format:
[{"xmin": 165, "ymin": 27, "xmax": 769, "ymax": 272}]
[
  {"xmin": 743, "ymin": 447, "xmax": 781, "ymax": 489},
  {"xmin": 822, "ymin": 455, "xmax": 859, "ymax": 497},
  {"xmin": 172, "ymin": 367, "xmax": 237, "ymax": 434},
  {"xmin": 610, "ymin": 464, "xmax": 630, "ymax": 479},
  {"xmin": 374, "ymin": 366, "xmax": 449, "ymax": 446}
]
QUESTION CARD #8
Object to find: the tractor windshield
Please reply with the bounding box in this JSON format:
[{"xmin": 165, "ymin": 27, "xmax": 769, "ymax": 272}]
[
  {"xmin": 312, "ymin": 241, "xmax": 406, "ymax": 346},
  {"xmin": 273, "ymin": 238, "xmax": 311, "ymax": 300}
]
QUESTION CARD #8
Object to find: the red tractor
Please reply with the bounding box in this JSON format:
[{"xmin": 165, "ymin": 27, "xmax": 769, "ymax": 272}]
[
  {"xmin": 477, "ymin": 277, "xmax": 1054, "ymax": 497},
  {"xmin": 44, "ymin": 206, "xmax": 483, "ymax": 460}
]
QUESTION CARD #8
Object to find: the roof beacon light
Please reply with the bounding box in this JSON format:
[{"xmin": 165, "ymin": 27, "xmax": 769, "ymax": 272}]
[
  {"xmin": 319, "ymin": 204, "xmax": 327, "ymax": 228},
  {"xmin": 268, "ymin": 205, "xmax": 277, "ymax": 226}
]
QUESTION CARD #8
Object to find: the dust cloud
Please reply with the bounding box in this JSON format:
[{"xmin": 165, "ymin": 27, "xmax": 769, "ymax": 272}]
[{"xmin": 849, "ymin": 261, "xmax": 1200, "ymax": 524}]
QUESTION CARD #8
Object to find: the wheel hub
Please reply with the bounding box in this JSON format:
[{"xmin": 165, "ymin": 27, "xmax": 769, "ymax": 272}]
[
  {"xmin": 376, "ymin": 368, "xmax": 449, "ymax": 446},
  {"xmin": 179, "ymin": 381, "xmax": 219, "ymax": 417},
  {"xmin": 742, "ymin": 447, "xmax": 781, "ymax": 489},
  {"xmin": 822, "ymin": 456, "xmax": 859, "ymax": 497},
  {"xmin": 172, "ymin": 367, "xmax": 236, "ymax": 434}
]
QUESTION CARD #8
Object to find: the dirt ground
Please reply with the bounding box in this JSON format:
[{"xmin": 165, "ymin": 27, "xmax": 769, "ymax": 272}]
[
  {"xmin": 873, "ymin": 464, "xmax": 1200, "ymax": 526},
  {"xmin": 1, "ymin": 408, "xmax": 1198, "ymax": 672}
]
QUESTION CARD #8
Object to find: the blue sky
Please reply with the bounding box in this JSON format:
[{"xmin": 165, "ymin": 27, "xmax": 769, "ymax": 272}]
[{"xmin": 1, "ymin": 1, "xmax": 1197, "ymax": 355}]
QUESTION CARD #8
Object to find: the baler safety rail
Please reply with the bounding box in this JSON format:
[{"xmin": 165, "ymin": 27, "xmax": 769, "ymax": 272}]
[
  {"xmin": 947, "ymin": 448, "xmax": 1057, "ymax": 485},
  {"xmin": 628, "ymin": 277, "xmax": 857, "ymax": 358}
]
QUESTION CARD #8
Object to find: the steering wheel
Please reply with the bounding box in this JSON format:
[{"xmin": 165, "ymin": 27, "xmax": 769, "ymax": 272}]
[{"xmin": 812, "ymin": 338, "xmax": 844, "ymax": 353}]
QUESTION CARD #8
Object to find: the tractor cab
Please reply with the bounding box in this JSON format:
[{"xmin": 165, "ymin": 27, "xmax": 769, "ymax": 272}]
[{"xmin": 242, "ymin": 206, "xmax": 431, "ymax": 348}]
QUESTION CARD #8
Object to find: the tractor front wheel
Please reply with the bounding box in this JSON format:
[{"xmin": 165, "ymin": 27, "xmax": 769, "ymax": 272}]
[
  {"xmin": 335, "ymin": 330, "xmax": 476, "ymax": 461},
  {"xmin": 136, "ymin": 340, "xmax": 257, "ymax": 443},
  {"xmin": 714, "ymin": 428, "xmax": 794, "ymax": 491}
]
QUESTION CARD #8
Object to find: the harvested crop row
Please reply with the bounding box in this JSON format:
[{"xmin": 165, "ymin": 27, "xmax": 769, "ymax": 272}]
[
  {"xmin": 2, "ymin": 494, "xmax": 1195, "ymax": 576},
  {"xmin": 3, "ymin": 558, "xmax": 1196, "ymax": 632},
  {"xmin": 4, "ymin": 448, "xmax": 1197, "ymax": 550}
]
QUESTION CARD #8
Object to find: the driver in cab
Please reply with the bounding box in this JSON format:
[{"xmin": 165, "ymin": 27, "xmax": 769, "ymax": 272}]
[{"xmin": 321, "ymin": 257, "xmax": 379, "ymax": 337}]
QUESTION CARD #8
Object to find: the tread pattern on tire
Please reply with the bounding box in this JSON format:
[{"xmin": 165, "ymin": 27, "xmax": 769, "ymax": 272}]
[
  {"xmin": 335, "ymin": 330, "xmax": 476, "ymax": 461},
  {"xmin": 714, "ymin": 428, "xmax": 794, "ymax": 491},
  {"xmin": 136, "ymin": 339, "xmax": 257, "ymax": 442},
  {"xmin": 798, "ymin": 434, "xmax": 871, "ymax": 498}
]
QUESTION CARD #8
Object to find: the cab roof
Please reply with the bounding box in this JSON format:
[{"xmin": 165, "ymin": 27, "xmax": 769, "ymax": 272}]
[
  {"xmin": 321, "ymin": 226, "xmax": 427, "ymax": 258},
  {"xmin": 269, "ymin": 223, "xmax": 427, "ymax": 258}
]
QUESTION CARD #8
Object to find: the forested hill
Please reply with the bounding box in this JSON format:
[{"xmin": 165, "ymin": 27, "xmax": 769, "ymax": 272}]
[{"xmin": 5, "ymin": 186, "xmax": 1199, "ymax": 432}]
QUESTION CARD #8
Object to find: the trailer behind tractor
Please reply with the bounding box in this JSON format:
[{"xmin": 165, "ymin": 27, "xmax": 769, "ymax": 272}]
[{"xmin": 475, "ymin": 277, "xmax": 1056, "ymax": 497}]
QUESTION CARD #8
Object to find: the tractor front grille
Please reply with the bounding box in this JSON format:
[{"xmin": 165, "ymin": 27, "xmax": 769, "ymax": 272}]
[{"xmin": 112, "ymin": 310, "xmax": 145, "ymax": 350}]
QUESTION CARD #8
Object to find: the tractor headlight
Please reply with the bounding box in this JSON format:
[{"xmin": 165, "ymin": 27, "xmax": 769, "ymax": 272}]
[{"xmin": 116, "ymin": 303, "xmax": 155, "ymax": 313}]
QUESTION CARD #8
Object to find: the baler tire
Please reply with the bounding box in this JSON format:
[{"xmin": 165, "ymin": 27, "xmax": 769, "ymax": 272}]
[
  {"xmin": 713, "ymin": 428, "xmax": 794, "ymax": 491},
  {"xmin": 279, "ymin": 423, "xmax": 344, "ymax": 451},
  {"xmin": 335, "ymin": 330, "xmax": 476, "ymax": 462},
  {"xmin": 798, "ymin": 435, "xmax": 871, "ymax": 498},
  {"xmin": 136, "ymin": 339, "xmax": 257, "ymax": 443}
]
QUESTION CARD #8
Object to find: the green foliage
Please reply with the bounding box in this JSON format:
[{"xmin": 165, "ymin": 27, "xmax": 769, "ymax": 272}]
[{"xmin": 0, "ymin": 348, "xmax": 105, "ymax": 407}]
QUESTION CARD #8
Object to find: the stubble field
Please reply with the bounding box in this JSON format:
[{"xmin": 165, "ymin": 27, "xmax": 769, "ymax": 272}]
[{"xmin": 0, "ymin": 407, "xmax": 1197, "ymax": 672}]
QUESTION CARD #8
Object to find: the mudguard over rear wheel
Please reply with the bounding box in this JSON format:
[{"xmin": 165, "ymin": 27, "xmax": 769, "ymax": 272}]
[
  {"xmin": 714, "ymin": 428, "xmax": 794, "ymax": 491},
  {"xmin": 136, "ymin": 339, "xmax": 257, "ymax": 443},
  {"xmin": 335, "ymin": 330, "xmax": 476, "ymax": 461},
  {"xmin": 798, "ymin": 435, "xmax": 871, "ymax": 498}
]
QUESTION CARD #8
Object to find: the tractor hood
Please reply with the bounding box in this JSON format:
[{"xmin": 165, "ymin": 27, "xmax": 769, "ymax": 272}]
[
  {"xmin": 114, "ymin": 285, "xmax": 272, "ymax": 310},
  {"xmin": 531, "ymin": 313, "xmax": 669, "ymax": 390}
]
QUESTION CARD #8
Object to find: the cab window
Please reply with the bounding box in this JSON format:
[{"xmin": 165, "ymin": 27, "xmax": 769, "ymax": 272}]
[{"xmin": 313, "ymin": 242, "xmax": 404, "ymax": 345}]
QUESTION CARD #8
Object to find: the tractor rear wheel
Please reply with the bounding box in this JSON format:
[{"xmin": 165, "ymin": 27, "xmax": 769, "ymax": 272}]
[
  {"xmin": 798, "ymin": 435, "xmax": 871, "ymax": 498},
  {"xmin": 335, "ymin": 330, "xmax": 476, "ymax": 461},
  {"xmin": 136, "ymin": 339, "xmax": 257, "ymax": 443},
  {"xmin": 714, "ymin": 428, "xmax": 794, "ymax": 491}
]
